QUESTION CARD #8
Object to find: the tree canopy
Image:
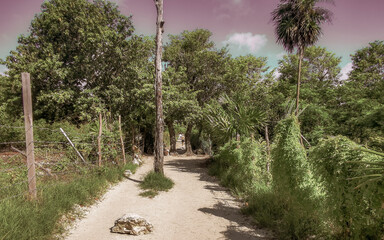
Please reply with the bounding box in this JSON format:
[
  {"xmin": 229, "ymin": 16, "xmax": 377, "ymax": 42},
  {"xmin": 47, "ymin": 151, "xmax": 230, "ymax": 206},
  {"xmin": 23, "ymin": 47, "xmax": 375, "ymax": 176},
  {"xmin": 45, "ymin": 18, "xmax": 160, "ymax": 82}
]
[{"xmin": 1, "ymin": 0, "xmax": 153, "ymax": 123}]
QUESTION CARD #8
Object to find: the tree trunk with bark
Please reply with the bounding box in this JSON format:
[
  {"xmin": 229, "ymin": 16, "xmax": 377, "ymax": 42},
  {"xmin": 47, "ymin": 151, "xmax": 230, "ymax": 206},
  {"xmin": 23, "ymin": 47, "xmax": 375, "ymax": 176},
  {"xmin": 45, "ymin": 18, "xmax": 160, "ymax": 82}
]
[
  {"xmin": 265, "ymin": 125, "xmax": 271, "ymax": 173},
  {"xmin": 153, "ymin": 0, "xmax": 164, "ymax": 174},
  {"xmin": 185, "ymin": 124, "xmax": 193, "ymax": 155},
  {"xmin": 236, "ymin": 132, "xmax": 240, "ymax": 148},
  {"xmin": 295, "ymin": 47, "xmax": 304, "ymax": 116},
  {"xmin": 166, "ymin": 119, "xmax": 176, "ymax": 153}
]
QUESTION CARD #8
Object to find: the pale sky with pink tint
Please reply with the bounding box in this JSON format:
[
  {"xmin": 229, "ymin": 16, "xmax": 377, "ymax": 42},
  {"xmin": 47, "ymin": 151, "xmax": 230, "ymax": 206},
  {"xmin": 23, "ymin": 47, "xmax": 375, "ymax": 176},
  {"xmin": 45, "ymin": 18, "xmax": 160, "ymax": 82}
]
[{"xmin": 1, "ymin": 0, "xmax": 384, "ymax": 77}]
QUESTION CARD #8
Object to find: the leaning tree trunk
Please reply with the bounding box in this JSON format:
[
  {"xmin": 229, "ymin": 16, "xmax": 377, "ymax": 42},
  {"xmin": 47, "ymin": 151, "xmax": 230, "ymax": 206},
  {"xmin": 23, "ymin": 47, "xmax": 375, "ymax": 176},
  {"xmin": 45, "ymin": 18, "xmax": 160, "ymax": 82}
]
[
  {"xmin": 295, "ymin": 47, "xmax": 304, "ymax": 116},
  {"xmin": 166, "ymin": 119, "xmax": 176, "ymax": 153},
  {"xmin": 185, "ymin": 124, "xmax": 193, "ymax": 155},
  {"xmin": 153, "ymin": 0, "xmax": 164, "ymax": 174}
]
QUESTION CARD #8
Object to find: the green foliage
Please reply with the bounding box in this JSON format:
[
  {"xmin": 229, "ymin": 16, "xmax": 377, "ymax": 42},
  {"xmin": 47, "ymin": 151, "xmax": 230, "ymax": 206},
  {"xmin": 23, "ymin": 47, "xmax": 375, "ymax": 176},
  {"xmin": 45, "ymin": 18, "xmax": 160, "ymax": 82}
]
[
  {"xmin": 349, "ymin": 40, "xmax": 384, "ymax": 89},
  {"xmin": 271, "ymin": 115, "xmax": 312, "ymax": 194},
  {"xmin": 335, "ymin": 41, "xmax": 384, "ymax": 150},
  {"xmin": 210, "ymin": 133, "xmax": 321, "ymax": 239},
  {"xmin": 0, "ymin": 117, "xmax": 24, "ymax": 149},
  {"xmin": 0, "ymin": 0, "xmax": 154, "ymax": 127},
  {"xmin": 275, "ymin": 46, "xmax": 341, "ymax": 144},
  {"xmin": 205, "ymin": 94, "xmax": 265, "ymax": 145},
  {"xmin": 0, "ymin": 163, "xmax": 137, "ymax": 240},
  {"xmin": 139, "ymin": 171, "xmax": 174, "ymax": 198},
  {"xmin": 277, "ymin": 46, "xmax": 341, "ymax": 90},
  {"xmin": 162, "ymin": 67, "xmax": 200, "ymax": 122},
  {"xmin": 210, "ymin": 138, "xmax": 269, "ymax": 196},
  {"xmin": 351, "ymin": 147, "xmax": 384, "ymax": 189},
  {"xmin": 244, "ymin": 187, "xmax": 324, "ymax": 239},
  {"xmin": 164, "ymin": 29, "xmax": 229, "ymax": 127},
  {"xmin": 265, "ymin": 115, "xmax": 323, "ymax": 238},
  {"xmin": 31, "ymin": 118, "xmax": 124, "ymax": 164},
  {"xmin": 309, "ymin": 136, "xmax": 384, "ymax": 238}
]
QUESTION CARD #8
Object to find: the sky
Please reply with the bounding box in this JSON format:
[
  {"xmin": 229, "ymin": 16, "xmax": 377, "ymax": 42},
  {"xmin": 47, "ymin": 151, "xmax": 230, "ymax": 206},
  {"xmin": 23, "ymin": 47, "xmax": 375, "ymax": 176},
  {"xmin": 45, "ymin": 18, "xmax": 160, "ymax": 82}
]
[{"xmin": 1, "ymin": 0, "xmax": 384, "ymax": 79}]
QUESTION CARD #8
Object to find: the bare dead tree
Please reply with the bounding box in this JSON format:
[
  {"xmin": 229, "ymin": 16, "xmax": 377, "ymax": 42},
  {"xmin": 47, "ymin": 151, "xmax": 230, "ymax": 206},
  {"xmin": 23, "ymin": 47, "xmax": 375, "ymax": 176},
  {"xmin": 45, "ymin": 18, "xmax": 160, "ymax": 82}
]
[{"xmin": 153, "ymin": 0, "xmax": 164, "ymax": 174}]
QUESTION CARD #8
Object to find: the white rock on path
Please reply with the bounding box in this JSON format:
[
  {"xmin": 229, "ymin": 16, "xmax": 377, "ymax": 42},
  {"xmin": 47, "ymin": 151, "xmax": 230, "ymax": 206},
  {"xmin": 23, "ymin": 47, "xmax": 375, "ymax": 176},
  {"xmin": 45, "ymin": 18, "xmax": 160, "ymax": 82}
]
[{"xmin": 110, "ymin": 213, "xmax": 153, "ymax": 235}]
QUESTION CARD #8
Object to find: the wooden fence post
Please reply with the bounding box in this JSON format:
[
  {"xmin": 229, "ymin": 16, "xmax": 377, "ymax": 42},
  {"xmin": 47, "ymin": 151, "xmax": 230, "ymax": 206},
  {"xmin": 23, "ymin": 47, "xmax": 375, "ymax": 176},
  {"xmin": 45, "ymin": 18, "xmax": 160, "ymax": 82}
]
[
  {"xmin": 22, "ymin": 72, "xmax": 37, "ymax": 200},
  {"xmin": 98, "ymin": 112, "xmax": 102, "ymax": 167},
  {"xmin": 118, "ymin": 115, "xmax": 126, "ymax": 164}
]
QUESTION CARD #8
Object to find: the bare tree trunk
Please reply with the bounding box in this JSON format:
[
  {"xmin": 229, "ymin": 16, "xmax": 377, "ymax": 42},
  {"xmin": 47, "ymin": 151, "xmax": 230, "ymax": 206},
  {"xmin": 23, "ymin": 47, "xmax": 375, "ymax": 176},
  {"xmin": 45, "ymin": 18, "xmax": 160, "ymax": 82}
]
[
  {"xmin": 265, "ymin": 125, "xmax": 271, "ymax": 173},
  {"xmin": 185, "ymin": 124, "xmax": 193, "ymax": 155},
  {"xmin": 295, "ymin": 47, "xmax": 303, "ymax": 116},
  {"xmin": 236, "ymin": 132, "xmax": 240, "ymax": 148},
  {"xmin": 166, "ymin": 119, "xmax": 176, "ymax": 153},
  {"xmin": 131, "ymin": 125, "xmax": 135, "ymax": 156},
  {"xmin": 153, "ymin": 0, "xmax": 164, "ymax": 174}
]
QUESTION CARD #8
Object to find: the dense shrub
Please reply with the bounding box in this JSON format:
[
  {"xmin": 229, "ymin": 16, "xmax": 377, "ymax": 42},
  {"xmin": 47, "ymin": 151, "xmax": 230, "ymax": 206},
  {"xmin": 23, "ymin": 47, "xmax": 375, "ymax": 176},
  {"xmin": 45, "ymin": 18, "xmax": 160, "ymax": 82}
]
[
  {"xmin": 271, "ymin": 115, "xmax": 312, "ymax": 195},
  {"xmin": 266, "ymin": 115, "xmax": 321, "ymax": 238},
  {"xmin": 210, "ymin": 137, "xmax": 268, "ymax": 196},
  {"xmin": 310, "ymin": 136, "xmax": 384, "ymax": 238},
  {"xmin": 0, "ymin": 109, "xmax": 24, "ymax": 149}
]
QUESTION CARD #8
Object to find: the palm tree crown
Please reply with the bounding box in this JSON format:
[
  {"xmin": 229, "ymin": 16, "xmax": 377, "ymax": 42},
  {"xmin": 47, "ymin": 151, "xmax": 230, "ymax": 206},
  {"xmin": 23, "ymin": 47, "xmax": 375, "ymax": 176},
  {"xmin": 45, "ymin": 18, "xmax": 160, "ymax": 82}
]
[
  {"xmin": 271, "ymin": 0, "xmax": 333, "ymax": 115},
  {"xmin": 272, "ymin": 0, "xmax": 333, "ymax": 53}
]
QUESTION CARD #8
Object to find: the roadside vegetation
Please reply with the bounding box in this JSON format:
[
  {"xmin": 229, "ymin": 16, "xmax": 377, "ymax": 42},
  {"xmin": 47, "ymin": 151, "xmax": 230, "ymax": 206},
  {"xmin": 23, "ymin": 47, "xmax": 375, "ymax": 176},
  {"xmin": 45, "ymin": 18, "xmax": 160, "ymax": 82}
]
[
  {"xmin": 0, "ymin": 162, "xmax": 137, "ymax": 240},
  {"xmin": 0, "ymin": 0, "xmax": 383, "ymax": 239}
]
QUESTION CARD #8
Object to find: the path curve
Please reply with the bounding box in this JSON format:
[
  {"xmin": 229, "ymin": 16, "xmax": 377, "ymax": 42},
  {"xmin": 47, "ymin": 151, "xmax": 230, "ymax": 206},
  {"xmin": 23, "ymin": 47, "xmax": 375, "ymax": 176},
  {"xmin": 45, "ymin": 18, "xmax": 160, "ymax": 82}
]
[{"xmin": 65, "ymin": 154, "xmax": 274, "ymax": 240}]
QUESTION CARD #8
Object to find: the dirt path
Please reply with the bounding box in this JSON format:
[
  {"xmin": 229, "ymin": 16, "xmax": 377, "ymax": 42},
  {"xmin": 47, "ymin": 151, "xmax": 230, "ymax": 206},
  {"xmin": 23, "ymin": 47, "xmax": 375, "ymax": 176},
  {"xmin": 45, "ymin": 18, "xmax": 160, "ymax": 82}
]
[{"xmin": 65, "ymin": 154, "xmax": 274, "ymax": 240}]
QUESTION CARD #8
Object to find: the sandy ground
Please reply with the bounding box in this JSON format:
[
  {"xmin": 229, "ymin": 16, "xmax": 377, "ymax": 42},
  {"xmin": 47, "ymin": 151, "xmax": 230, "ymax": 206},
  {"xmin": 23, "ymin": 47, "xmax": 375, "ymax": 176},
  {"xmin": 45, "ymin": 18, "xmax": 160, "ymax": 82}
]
[{"xmin": 65, "ymin": 150, "xmax": 274, "ymax": 240}]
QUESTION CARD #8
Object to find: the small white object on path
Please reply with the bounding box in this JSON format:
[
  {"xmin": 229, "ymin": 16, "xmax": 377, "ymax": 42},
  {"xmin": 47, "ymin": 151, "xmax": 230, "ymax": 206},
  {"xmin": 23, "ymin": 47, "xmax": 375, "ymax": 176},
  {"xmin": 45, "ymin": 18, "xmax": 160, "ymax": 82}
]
[{"xmin": 65, "ymin": 155, "xmax": 274, "ymax": 240}]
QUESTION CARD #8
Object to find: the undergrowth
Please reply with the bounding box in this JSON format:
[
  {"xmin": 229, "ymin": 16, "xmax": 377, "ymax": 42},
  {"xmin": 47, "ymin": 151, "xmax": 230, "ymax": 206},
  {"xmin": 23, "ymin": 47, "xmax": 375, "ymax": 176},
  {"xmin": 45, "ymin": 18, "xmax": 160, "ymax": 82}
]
[
  {"xmin": 139, "ymin": 171, "xmax": 174, "ymax": 198},
  {"xmin": 0, "ymin": 163, "xmax": 137, "ymax": 240},
  {"xmin": 210, "ymin": 115, "xmax": 384, "ymax": 239}
]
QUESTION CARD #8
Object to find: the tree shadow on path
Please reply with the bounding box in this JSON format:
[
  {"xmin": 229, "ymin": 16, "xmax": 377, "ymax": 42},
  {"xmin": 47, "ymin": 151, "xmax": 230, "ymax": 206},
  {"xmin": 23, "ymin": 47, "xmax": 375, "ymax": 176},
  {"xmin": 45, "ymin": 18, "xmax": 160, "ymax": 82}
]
[{"xmin": 165, "ymin": 156, "xmax": 275, "ymax": 240}]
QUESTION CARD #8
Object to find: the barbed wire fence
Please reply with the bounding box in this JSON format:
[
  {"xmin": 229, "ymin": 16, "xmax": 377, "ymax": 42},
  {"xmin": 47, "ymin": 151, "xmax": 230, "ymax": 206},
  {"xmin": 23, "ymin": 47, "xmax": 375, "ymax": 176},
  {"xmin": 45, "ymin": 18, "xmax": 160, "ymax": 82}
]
[{"xmin": 0, "ymin": 73, "xmax": 132, "ymax": 203}]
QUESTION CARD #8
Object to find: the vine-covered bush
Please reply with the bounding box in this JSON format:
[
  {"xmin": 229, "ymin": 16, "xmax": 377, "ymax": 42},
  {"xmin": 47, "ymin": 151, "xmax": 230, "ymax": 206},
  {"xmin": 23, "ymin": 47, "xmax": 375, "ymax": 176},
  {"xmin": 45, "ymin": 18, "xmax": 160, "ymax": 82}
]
[
  {"xmin": 271, "ymin": 115, "xmax": 312, "ymax": 195},
  {"xmin": 309, "ymin": 136, "xmax": 384, "ymax": 238},
  {"xmin": 269, "ymin": 115, "xmax": 321, "ymax": 238},
  {"xmin": 210, "ymin": 137, "xmax": 268, "ymax": 196}
]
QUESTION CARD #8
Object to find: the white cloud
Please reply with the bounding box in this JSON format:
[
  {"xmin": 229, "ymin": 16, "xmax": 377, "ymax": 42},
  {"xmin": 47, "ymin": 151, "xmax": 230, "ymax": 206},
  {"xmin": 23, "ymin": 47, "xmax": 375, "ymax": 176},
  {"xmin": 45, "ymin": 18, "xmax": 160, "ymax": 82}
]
[
  {"xmin": 223, "ymin": 33, "xmax": 267, "ymax": 55},
  {"xmin": 340, "ymin": 62, "xmax": 353, "ymax": 80}
]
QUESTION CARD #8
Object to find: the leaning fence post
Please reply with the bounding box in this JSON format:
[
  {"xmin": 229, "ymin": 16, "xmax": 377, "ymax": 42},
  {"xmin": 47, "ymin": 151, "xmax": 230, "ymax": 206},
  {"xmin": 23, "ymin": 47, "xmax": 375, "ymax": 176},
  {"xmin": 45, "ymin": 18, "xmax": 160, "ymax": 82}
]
[
  {"xmin": 98, "ymin": 113, "xmax": 102, "ymax": 167},
  {"xmin": 60, "ymin": 128, "xmax": 87, "ymax": 164},
  {"xmin": 119, "ymin": 115, "xmax": 126, "ymax": 164},
  {"xmin": 22, "ymin": 72, "xmax": 37, "ymax": 200}
]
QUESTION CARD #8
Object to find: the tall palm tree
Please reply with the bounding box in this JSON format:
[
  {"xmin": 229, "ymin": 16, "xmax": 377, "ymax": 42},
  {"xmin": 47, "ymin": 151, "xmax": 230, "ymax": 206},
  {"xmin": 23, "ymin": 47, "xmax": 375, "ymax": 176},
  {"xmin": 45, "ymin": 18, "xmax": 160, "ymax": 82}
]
[{"xmin": 272, "ymin": 0, "xmax": 333, "ymax": 115}]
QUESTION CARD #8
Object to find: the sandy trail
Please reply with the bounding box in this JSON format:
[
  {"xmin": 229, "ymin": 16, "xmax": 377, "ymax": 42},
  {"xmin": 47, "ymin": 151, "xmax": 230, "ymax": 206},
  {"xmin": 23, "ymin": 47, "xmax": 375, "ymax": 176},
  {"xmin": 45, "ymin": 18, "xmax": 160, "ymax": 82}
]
[{"xmin": 65, "ymin": 153, "xmax": 274, "ymax": 240}]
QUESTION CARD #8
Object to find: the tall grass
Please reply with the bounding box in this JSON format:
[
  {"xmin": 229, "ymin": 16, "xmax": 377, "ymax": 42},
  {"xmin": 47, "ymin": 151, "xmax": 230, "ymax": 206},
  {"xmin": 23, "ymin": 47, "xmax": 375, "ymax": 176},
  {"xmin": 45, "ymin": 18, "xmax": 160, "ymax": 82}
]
[
  {"xmin": 0, "ymin": 163, "xmax": 137, "ymax": 240},
  {"xmin": 139, "ymin": 171, "xmax": 174, "ymax": 198}
]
